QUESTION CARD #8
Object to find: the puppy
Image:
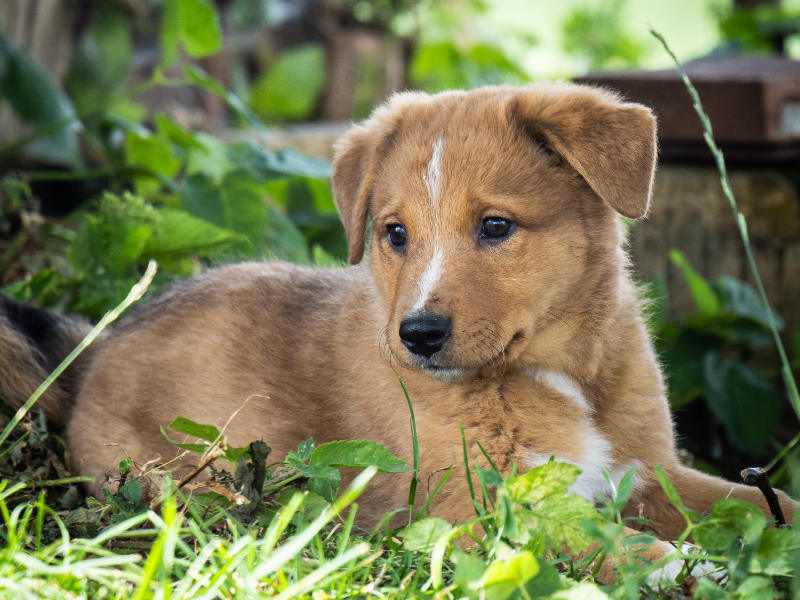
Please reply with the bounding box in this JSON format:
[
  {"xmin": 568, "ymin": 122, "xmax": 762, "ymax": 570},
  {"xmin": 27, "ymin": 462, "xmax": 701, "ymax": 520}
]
[{"xmin": 1, "ymin": 83, "xmax": 794, "ymax": 576}]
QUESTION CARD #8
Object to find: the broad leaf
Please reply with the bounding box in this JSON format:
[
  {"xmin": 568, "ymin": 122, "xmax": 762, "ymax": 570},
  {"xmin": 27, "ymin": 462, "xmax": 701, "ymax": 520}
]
[
  {"xmin": 250, "ymin": 44, "xmax": 325, "ymax": 121},
  {"xmin": 693, "ymin": 498, "xmax": 767, "ymax": 551},
  {"xmin": 0, "ymin": 34, "xmax": 81, "ymax": 167},
  {"xmin": 518, "ymin": 494, "xmax": 602, "ymax": 552},
  {"xmin": 399, "ymin": 517, "xmax": 453, "ymax": 552},
  {"xmin": 473, "ymin": 551, "xmax": 539, "ymax": 600},
  {"xmin": 167, "ymin": 417, "xmax": 221, "ymax": 443},
  {"xmin": 703, "ymin": 353, "xmax": 781, "ymax": 454},
  {"xmin": 507, "ymin": 461, "xmax": 580, "ymax": 504},
  {"xmin": 309, "ymin": 440, "xmax": 411, "ymax": 473},
  {"xmin": 177, "ymin": 0, "xmax": 222, "ymax": 58}
]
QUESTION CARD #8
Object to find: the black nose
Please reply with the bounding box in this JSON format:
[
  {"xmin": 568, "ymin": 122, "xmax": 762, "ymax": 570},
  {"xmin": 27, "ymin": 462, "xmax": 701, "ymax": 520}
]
[{"xmin": 399, "ymin": 312, "xmax": 452, "ymax": 358}]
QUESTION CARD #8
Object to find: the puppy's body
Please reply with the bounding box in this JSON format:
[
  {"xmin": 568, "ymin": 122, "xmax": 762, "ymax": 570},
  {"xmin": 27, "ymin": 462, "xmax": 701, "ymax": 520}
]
[{"xmin": 1, "ymin": 84, "xmax": 794, "ymax": 549}]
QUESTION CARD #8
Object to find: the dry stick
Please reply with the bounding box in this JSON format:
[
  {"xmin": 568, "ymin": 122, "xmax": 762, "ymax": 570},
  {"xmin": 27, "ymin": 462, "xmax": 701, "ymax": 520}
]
[
  {"xmin": 0, "ymin": 261, "xmax": 158, "ymax": 449},
  {"xmin": 650, "ymin": 28, "xmax": 800, "ymax": 438}
]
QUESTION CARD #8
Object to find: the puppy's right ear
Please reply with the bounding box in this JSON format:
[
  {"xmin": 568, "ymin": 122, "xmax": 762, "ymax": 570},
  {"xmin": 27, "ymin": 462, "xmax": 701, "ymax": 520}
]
[
  {"xmin": 332, "ymin": 125, "xmax": 381, "ymax": 264},
  {"xmin": 334, "ymin": 92, "xmax": 424, "ymax": 264}
]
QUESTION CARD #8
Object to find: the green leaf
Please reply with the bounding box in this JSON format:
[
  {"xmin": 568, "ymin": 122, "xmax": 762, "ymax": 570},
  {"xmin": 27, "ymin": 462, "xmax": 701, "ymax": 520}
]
[
  {"xmin": 250, "ymin": 44, "xmax": 325, "ymax": 121},
  {"xmin": 305, "ymin": 464, "xmax": 341, "ymax": 503},
  {"xmin": 714, "ymin": 275, "xmax": 783, "ymax": 331},
  {"xmin": 160, "ymin": 0, "xmax": 180, "ymax": 67},
  {"xmin": 149, "ymin": 208, "xmax": 245, "ymax": 257},
  {"xmin": 507, "ymin": 461, "xmax": 580, "ymax": 504},
  {"xmin": 751, "ymin": 527, "xmax": 800, "ymax": 576},
  {"xmin": 66, "ymin": 4, "xmax": 132, "ymax": 114},
  {"xmin": 693, "ymin": 498, "xmax": 767, "ymax": 551},
  {"xmin": 670, "ymin": 249, "xmax": 721, "ymax": 315},
  {"xmin": 156, "ymin": 114, "xmax": 207, "ymax": 151},
  {"xmin": 180, "ymin": 173, "xmax": 226, "ymax": 226},
  {"xmin": 0, "ymin": 35, "xmax": 81, "ymax": 167},
  {"xmin": 610, "ymin": 467, "xmax": 637, "ymax": 513},
  {"xmin": 309, "ymin": 440, "xmax": 411, "ymax": 473},
  {"xmin": 264, "ymin": 202, "xmax": 311, "ymax": 263},
  {"xmin": 287, "ymin": 438, "xmax": 315, "ymax": 464},
  {"xmin": 399, "ymin": 517, "xmax": 453, "ymax": 552},
  {"xmin": 452, "ymin": 548, "xmax": 486, "ymax": 599},
  {"xmin": 474, "ymin": 551, "xmax": 539, "ymax": 600},
  {"xmin": 120, "ymin": 478, "xmax": 142, "ymax": 505},
  {"xmin": 177, "ymin": 0, "xmax": 222, "ymax": 58},
  {"xmin": 167, "ymin": 417, "xmax": 221, "ymax": 443},
  {"xmin": 703, "ymin": 353, "xmax": 781, "ymax": 454},
  {"xmin": 517, "ymin": 494, "xmax": 602, "ymax": 552},
  {"xmin": 220, "ymin": 171, "xmax": 268, "ymax": 254},
  {"xmin": 550, "ymin": 582, "xmax": 609, "ymax": 599}
]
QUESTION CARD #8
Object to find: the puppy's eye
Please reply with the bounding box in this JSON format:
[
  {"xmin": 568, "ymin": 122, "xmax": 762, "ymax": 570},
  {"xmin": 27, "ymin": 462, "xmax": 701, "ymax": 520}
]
[
  {"xmin": 480, "ymin": 217, "xmax": 513, "ymax": 241},
  {"xmin": 386, "ymin": 224, "xmax": 408, "ymax": 251}
]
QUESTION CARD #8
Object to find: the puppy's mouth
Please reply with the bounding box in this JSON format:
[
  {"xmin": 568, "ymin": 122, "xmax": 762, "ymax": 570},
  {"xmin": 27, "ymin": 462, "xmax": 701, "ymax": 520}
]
[{"xmin": 400, "ymin": 330, "xmax": 527, "ymax": 382}]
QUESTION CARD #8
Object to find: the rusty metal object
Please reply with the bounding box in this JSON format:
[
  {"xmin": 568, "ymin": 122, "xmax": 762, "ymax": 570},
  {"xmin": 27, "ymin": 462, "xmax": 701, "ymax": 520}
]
[{"xmin": 576, "ymin": 55, "xmax": 800, "ymax": 163}]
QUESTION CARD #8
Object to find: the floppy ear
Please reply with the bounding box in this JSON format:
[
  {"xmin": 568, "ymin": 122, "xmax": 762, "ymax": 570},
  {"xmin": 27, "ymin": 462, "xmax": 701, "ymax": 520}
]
[
  {"xmin": 506, "ymin": 84, "xmax": 657, "ymax": 218},
  {"xmin": 332, "ymin": 125, "xmax": 378, "ymax": 264}
]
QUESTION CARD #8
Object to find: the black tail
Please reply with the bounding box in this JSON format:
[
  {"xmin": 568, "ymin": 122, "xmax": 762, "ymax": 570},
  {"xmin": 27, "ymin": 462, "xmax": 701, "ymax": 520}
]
[{"xmin": 0, "ymin": 296, "xmax": 95, "ymax": 426}]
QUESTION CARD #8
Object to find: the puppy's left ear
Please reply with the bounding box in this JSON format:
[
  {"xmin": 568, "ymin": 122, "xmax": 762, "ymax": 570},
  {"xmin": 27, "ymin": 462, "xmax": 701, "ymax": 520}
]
[{"xmin": 507, "ymin": 84, "xmax": 657, "ymax": 219}]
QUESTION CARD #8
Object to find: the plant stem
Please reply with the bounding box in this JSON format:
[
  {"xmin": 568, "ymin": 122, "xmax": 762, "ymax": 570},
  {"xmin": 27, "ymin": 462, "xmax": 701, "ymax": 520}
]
[{"xmin": 650, "ymin": 28, "xmax": 800, "ymax": 426}]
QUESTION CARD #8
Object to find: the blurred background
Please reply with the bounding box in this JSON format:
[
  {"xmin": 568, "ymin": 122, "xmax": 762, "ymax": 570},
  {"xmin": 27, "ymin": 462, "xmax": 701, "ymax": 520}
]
[{"xmin": 1, "ymin": 0, "xmax": 800, "ymax": 494}]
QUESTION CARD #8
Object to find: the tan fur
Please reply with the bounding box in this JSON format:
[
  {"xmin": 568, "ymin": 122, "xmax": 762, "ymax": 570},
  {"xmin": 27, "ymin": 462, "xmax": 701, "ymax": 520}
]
[{"xmin": 2, "ymin": 83, "xmax": 794, "ymax": 581}]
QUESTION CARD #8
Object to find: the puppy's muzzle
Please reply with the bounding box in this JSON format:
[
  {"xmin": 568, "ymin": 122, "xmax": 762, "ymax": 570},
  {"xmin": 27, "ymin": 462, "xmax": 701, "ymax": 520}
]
[{"xmin": 399, "ymin": 311, "xmax": 451, "ymax": 359}]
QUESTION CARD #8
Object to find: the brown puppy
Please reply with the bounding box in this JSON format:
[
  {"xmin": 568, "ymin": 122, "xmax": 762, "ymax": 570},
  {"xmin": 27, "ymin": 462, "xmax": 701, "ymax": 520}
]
[{"xmin": 1, "ymin": 83, "xmax": 794, "ymax": 576}]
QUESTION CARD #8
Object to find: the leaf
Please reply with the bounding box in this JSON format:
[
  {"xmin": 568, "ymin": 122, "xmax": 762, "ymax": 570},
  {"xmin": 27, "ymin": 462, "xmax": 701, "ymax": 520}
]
[
  {"xmin": 751, "ymin": 528, "xmax": 800, "ymax": 576},
  {"xmin": 0, "ymin": 35, "xmax": 81, "ymax": 167},
  {"xmin": 177, "ymin": 0, "xmax": 222, "ymax": 58},
  {"xmin": 220, "ymin": 172, "xmax": 268, "ymax": 254},
  {"xmin": 670, "ymin": 249, "xmax": 721, "ymax": 315},
  {"xmin": 227, "ymin": 143, "xmax": 333, "ymax": 181},
  {"xmin": 693, "ymin": 498, "xmax": 767, "ymax": 551},
  {"xmin": 452, "ymin": 548, "xmax": 486, "ymax": 599},
  {"xmin": 507, "ymin": 461, "xmax": 581, "ymax": 504},
  {"xmin": 703, "ymin": 353, "xmax": 781, "ymax": 454},
  {"xmin": 399, "ymin": 517, "xmax": 453, "ymax": 552},
  {"xmin": 167, "ymin": 417, "xmax": 221, "ymax": 443},
  {"xmin": 714, "ymin": 275, "xmax": 783, "ymax": 331},
  {"xmin": 120, "ymin": 478, "xmax": 142, "ymax": 505},
  {"xmin": 305, "ymin": 464, "xmax": 341, "ymax": 503},
  {"xmin": 517, "ymin": 494, "xmax": 602, "ymax": 552},
  {"xmin": 309, "ymin": 440, "xmax": 411, "ymax": 473},
  {"xmin": 250, "ymin": 44, "xmax": 325, "ymax": 121},
  {"xmin": 269, "ymin": 148, "xmax": 333, "ymax": 179},
  {"xmin": 160, "ymin": 0, "xmax": 180, "ymax": 67},
  {"xmin": 474, "ymin": 551, "xmax": 539, "ymax": 600},
  {"xmin": 550, "ymin": 582, "xmax": 609, "ymax": 599},
  {"xmin": 149, "ymin": 208, "xmax": 245, "ymax": 257},
  {"xmin": 610, "ymin": 467, "xmax": 637, "ymax": 513},
  {"xmin": 180, "ymin": 173, "xmax": 226, "ymax": 226},
  {"xmin": 66, "ymin": 4, "xmax": 133, "ymax": 114},
  {"xmin": 285, "ymin": 438, "xmax": 315, "ymax": 465},
  {"xmin": 264, "ymin": 202, "xmax": 311, "ymax": 263}
]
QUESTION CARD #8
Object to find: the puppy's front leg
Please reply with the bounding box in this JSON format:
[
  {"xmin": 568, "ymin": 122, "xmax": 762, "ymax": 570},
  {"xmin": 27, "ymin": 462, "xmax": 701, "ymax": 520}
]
[{"xmin": 634, "ymin": 463, "xmax": 797, "ymax": 539}]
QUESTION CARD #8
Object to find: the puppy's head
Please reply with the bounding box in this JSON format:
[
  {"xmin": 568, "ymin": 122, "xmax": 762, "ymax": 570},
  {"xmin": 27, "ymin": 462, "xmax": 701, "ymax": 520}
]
[{"xmin": 333, "ymin": 84, "xmax": 656, "ymax": 380}]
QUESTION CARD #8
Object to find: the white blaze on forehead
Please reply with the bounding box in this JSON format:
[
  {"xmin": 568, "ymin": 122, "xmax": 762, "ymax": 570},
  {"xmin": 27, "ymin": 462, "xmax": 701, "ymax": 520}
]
[
  {"xmin": 413, "ymin": 137, "xmax": 446, "ymax": 310},
  {"xmin": 424, "ymin": 136, "xmax": 444, "ymax": 207}
]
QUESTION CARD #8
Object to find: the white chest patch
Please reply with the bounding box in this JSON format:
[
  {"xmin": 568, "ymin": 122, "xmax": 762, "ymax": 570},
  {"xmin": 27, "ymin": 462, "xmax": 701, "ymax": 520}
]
[
  {"xmin": 525, "ymin": 367, "xmax": 640, "ymax": 502},
  {"xmin": 413, "ymin": 137, "xmax": 446, "ymax": 310}
]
